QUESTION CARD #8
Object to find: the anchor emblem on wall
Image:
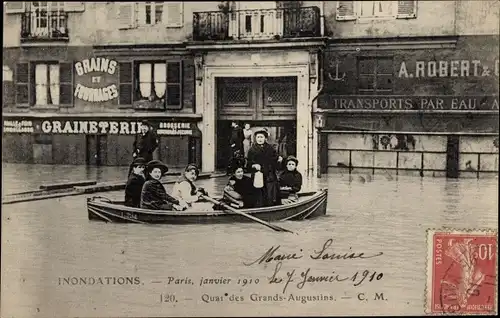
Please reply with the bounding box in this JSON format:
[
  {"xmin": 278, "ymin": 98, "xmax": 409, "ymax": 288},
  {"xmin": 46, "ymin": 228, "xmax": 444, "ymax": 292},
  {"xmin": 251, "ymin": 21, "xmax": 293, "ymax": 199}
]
[{"xmin": 328, "ymin": 59, "xmax": 346, "ymax": 82}]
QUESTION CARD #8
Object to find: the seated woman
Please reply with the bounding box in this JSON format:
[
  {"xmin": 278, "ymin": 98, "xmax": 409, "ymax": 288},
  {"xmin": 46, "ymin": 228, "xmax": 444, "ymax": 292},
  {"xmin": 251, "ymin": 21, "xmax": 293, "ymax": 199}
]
[
  {"xmin": 140, "ymin": 160, "xmax": 185, "ymax": 211},
  {"xmin": 172, "ymin": 164, "xmax": 207, "ymax": 207},
  {"xmin": 125, "ymin": 157, "xmax": 146, "ymax": 207},
  {"xmin": 278, "ymin": 156, "xmax": 303, "ymax": 205},
  {"xmin": 222, "ymin": 166, "xmax": 255, "ymax": 208}
]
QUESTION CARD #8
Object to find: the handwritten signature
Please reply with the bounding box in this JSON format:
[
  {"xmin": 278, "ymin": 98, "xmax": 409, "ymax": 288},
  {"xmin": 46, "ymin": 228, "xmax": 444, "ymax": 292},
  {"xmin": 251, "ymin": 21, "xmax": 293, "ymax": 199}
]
[{"xmin": 243, "ymin": 238, "xmax": 385, "ymax": 294}]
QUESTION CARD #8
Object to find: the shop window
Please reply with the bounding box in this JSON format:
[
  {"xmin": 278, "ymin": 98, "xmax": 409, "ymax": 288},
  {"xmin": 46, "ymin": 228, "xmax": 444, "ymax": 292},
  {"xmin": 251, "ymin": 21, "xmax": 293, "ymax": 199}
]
[
  {"xmin": 357, "ymin": 57, "xmax": 394, "ymax": 95},
  {"xmin": 15, "ymin": 62, "xmax": 73, "ymax": 107},
  {"xmin": 336, "ymin": 1, "xmax": 417, "ymax": 21}
]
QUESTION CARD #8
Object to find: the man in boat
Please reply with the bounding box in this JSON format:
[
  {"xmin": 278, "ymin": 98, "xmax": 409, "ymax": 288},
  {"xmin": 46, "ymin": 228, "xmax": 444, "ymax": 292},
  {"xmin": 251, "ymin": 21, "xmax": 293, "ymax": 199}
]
[
  {"xmin": 278, "ymin": 155, "xmax": 303, "ymax": 205},
  {"xmin": 128, "ymin": 120, "xmax": 159, "ymax": 177},
  {"xmin": 171, "ymin": 164, "xmax": 208, "ymax": 207},
  {"xmin": 222, "ymin": 165, "xmax": 255, "ymax": 209},
  {"xmin": 140, "ymin": 160, "xmax": 185, "ymax": 211},
  {"xmin": 124, "ymin": 157, "xmax": 146, "ymax": 208},
  {"xmin": 246, "ymin": 128, "xmax": 282, "ymax": 207}
]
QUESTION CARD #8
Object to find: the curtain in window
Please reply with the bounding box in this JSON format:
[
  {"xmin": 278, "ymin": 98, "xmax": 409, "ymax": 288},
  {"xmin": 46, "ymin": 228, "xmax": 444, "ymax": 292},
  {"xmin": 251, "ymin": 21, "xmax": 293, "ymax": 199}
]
[
  {"xmin": 378, "ymin": 1, "xmax": 393, "ymax": 15},
  {"xmin": 360, "ymin": 1, "xmax": 375, "ymax": 16},
  {"xmin": 153, "ymin": 63, "xmax": 166, "ymax": 98},
  {"xmin": 139, "ymin": 63, "xmax": 152, "ymax": 98},
  {"xmin": 35, "ymin": 64, "xmax": 48, "ymax": 105},
  {"xmin": 49, "ymin": 64, "xmax": 60, "ymax": 105}
]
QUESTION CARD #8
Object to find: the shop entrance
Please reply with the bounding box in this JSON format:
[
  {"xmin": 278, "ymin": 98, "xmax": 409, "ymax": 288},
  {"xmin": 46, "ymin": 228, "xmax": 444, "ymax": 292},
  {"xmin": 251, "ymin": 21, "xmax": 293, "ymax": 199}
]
[{"xmin": 215, "ymin": 77, "xmax": 297, "ymax": 171}]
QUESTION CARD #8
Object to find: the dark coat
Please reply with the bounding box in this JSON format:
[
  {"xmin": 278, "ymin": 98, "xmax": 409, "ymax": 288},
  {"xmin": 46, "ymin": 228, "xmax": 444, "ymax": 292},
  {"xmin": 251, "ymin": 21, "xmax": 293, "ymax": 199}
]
[
  {"xmin": 279, "ymin": 170, "xmax": 303, "ymax": 199},
  {"xmin": 230, "ymin": 126, "xmax": 244, "ymax": 152},
  {"xmin": 246, "ymin": 142, "xmax": 280, "ymax": 206},
  {"xmin": 124, "ymin": 173, "xmax": 146, "ymax": 207},
  {"xmin": 140, "ymin": 179, "xmax": 179, "ymax": 210},
  {"xmin": 224, "ymin": 175, "xmax": 256, "ymax": 208},
  {"xmin": 133, "ymin": 130, "xmax": 159, "ymax": 162}
]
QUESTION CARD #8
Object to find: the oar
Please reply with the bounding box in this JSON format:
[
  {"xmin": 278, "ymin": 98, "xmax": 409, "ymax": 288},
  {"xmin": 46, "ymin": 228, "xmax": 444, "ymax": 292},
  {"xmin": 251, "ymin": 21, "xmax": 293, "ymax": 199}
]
[{"xmin": 200, "ymin": 195, "xmax": 293, "ymax": 233}]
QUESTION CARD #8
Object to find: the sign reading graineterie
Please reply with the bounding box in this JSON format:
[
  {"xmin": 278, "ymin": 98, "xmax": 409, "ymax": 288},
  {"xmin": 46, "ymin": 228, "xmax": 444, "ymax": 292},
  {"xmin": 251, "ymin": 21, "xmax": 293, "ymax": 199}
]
[
  {"xmin": 322, "ymin": 95, "xmax": 499, "ymax": 111},
  {"xmin": 74, "ymin": 57, "xmax": 119, "ymax": 102},
  {"xmin": 33, "ymin": 120, "xmax": 194, "ymax": 135}
]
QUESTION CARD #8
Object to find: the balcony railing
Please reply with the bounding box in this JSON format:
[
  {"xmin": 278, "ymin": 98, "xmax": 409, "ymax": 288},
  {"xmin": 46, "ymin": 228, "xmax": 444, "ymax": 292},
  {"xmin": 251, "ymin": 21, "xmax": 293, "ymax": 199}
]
[
  {"xmin": 21, "ymin": 11, "xmax": 69, "ymax": 42},
  {"xmin": 193, "ymin": 6, "xmax": 321, "ymax": 41}
]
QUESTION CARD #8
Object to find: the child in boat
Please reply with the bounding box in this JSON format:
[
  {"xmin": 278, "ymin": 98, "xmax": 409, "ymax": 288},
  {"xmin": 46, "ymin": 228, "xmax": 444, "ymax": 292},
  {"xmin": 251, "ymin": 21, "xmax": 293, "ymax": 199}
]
[
  {"xmin": 222, "ymin": 165, "xmax": 255, "ymax": 208},
  {"xmin": 140, "ymin": 160, "xmax": 185, "ymax": 211},
  {"xmin": 278, "ymin": 156, "xmax": 303, "ymax": 205},
  {"xmin": 125, "ymin": 157, "xmax": 146, "ymax": 207},
  {"xmin": 172, "ymin": 164, "xmax": 208, "ymax": 207}
]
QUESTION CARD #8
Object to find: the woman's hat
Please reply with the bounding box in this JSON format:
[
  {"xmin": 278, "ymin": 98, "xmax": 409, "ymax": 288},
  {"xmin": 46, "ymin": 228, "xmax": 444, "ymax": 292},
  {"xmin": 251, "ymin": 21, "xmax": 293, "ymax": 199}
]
[
  {"xmin": 184, "ymin": 163, "xmax": 200, "ymax": 176},
  {"xmin": 131, "ymin": 157, "xmax": 146, "ymax": 167},
  {"xmin": 285, "ymin": 155, "xmax": 299, "ymax": 165},
  {"xmin": 253, "ymin": 127, "xmax": 269, "ymax": 138},
  {"xmin": 146, "ymin": 160, "xmax": 169, "ymax": 175}
]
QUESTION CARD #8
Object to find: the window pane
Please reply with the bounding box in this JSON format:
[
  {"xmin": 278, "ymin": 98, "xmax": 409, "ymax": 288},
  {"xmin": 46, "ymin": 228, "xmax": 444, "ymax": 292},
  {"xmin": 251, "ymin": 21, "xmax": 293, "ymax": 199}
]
[
  {"xmin": 358, "ymin": 75, "xmax": 375, "ymax": 90},
  {"xmin": 360, "ymin": 1, "xmax": 374, "ymax": 17},
  {"xmin": 377, "ymin": 58, "xmax": 393, "ymax": 74},
  {"xmin": 166, "ymin": 84, "xmax": 180, "ymax": 106},
  {"xmin": 167, "ymin": 62, "xmax": 180, "ymax": 83},
  {"xmin": 59, "ymin": 63, "xmax": 72, "ymax": 83},
  {"xmin": 155, "ymin": 2, "xmax": 163, "ymax": 23},
  {"xmin": 358, "ymin": 59, "xmax": 376, "ymax": 74}
]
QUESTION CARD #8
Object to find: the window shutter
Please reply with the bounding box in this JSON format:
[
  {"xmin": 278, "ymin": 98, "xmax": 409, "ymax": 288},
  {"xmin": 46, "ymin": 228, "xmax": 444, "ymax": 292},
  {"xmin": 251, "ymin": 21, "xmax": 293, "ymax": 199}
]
[
  {"xmin": 165, "ymin": 61, "xmax": 182, "ymax": 109},
  {"xmin": 336, "ymin": 1, "xmax": 356, "ymax": 21},
  {"xmin": 59, "ymin": 63, "xmax": 73, "ymax": 106},
  {"xmin": 164, "ymin": 2, "xmax": 183, "ymax": 27},
  {"xmin": 397, "ymin": 0, "xmax": 417, "ymax": 19},
  {"xmin": 5, "ymin": 1, "xmax": 25, "ymax": 13},
  {"xmin": 117, "ymin": 2, "xmax": 137, "ymax": 29},
  {"xmin": 119, "ymin": 62, "xmax": 133, "ymax": 105},
  {"xmin": 64, "ymin": 2, "xmax": 85, "ymax": 12},
  {"xmin": 15, "ymin": 63, "xmax": 29, "ymax": 105}
]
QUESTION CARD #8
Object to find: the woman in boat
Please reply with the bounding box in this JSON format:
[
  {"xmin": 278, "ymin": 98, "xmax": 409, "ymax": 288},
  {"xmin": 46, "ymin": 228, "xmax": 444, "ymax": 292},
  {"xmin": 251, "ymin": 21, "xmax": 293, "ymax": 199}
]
[
  {"xmin": 222, "ymin": 165, "xmax": 255, "ymax": 208},
  {"xmin": 278, "ymin": 155, "xmax": 303, "ymax": 205},
  {"xmin": 124, "ymin": 157, "xmax": 146, "ymax": 207},
  {"xmin": 140, "ymin": 160, "xmax": 185, "ymax": 211},
  {"xmin": 171, "ymin": 164, "xmax": 208, "ymax": 206},
  {"xmin": 246, "ymin": 128, "xmax": 282, "ymax": 207}
]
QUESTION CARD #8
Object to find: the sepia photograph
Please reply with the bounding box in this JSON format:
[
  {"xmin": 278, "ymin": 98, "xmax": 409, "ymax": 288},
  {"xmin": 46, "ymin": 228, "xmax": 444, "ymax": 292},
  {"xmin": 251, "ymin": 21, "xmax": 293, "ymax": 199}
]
[{"xmin": 1, "ymin": 0, "xmax": 498, "ymax": 316}]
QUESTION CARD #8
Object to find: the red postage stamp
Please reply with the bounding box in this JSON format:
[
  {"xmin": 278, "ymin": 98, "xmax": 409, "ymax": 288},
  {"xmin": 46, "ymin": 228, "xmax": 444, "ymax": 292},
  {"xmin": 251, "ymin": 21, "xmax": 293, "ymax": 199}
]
[{"xmin": 426, "ymin": 229, "xmax": 497, "ymax": 315}]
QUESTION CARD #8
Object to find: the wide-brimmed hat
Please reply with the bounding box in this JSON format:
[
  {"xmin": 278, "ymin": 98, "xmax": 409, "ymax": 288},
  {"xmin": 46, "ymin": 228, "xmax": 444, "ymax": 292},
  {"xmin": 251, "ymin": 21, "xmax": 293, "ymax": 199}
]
[
  {"xmin": 131, "ymin": 157, "xmax": 146, "ymax": 167},
  {"xmin": 146, "ymin": 160, "xmax": 169, "ymax": 175},
  {"xmin": 184, "ymin": 163, "xmax": 200, "ymax": 176},
  {"xmin": 285, "ymin": 155, "xmax": 299, "ymax": 165},
  {"xmin": 253, "ymin": 127, "xmax": 269, "ymax": 138}
]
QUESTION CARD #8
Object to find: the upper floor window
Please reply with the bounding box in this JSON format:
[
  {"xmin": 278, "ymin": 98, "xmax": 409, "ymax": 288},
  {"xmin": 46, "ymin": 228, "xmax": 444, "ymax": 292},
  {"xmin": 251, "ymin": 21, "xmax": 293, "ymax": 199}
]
[
  {"xmin": 15, "ymin": 62, "xmax": 73, "ymax": 107},
  {"xmin": 117, "ymin": 2, "xmax": 184, "ymax": 29},
  {"xmin": 5, "ymin": 1, "xmax": 85, "ymax": 14},
  {"xmin": 336, "ymin": 1, "xmax": 417, "ymax": 21},
  {"xmin": 357, "ymin": 57, "xmax": 394, "ymax": 95}
]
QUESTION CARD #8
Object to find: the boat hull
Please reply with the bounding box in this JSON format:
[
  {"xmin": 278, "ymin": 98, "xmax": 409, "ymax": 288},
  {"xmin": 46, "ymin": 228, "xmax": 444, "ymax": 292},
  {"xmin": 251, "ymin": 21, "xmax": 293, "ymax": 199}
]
[{"xmin": 87, "ymin": 190, "xmax": 328, "ymax": 224}]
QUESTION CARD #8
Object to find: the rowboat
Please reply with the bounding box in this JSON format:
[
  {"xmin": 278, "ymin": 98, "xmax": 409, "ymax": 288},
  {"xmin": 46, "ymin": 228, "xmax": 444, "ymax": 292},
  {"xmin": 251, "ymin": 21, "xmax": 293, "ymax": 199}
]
[{"xmin": 87, "ymin": 189, "xmax": 328, "ymax": 224}]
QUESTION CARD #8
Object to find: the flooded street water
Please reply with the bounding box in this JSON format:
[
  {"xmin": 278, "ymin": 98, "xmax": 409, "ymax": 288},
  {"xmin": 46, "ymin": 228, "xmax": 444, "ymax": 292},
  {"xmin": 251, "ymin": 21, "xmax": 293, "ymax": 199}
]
[{"xmin": 1, "ymin": 170, "xmax": 498, "ymax": 317}]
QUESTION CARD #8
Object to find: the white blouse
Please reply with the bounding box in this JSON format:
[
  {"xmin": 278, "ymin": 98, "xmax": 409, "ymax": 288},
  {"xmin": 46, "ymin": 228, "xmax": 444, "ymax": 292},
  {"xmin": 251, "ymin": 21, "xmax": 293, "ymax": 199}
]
[{"xmin": 171, "ymin": 181, "xmax": 199, "ymax": 204}]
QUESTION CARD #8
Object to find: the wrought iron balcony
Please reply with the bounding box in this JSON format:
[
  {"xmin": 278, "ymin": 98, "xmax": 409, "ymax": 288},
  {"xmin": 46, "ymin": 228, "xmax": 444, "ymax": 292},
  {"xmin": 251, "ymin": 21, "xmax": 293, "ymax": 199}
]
[
  {"xmin": 193, "ymin": 6, "xmax": 321, "ymax": 41},
  {"xmin": 21, "ymin": 11, "xmax": 69, "ymax": 42}
]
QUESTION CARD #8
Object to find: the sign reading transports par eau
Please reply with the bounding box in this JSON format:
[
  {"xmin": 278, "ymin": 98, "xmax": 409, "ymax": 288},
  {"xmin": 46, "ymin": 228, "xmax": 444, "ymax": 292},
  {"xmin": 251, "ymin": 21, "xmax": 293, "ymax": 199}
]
[
  {"xmin": 2, "ymin": 120, "xmax": 194, "ymax": 136},
  {"xmin": 322, "ymin": 95, "xmax": 499, "ymax": 111}
]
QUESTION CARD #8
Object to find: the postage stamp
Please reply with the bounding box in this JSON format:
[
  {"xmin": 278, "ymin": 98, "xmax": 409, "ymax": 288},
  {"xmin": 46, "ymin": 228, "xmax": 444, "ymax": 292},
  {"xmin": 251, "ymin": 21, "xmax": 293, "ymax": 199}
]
[{"xmin": 426, "ymin": 229, "xmax": 498, "ymax": 315}]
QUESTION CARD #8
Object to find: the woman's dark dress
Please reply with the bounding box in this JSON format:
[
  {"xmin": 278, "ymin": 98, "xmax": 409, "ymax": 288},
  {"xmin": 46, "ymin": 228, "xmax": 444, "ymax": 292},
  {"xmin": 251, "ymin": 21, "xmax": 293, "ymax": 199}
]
[
  {"xmin": 124, "ymin": 173, "xmax": 145, "ymax": 207},
  {"xmin": 223, "ymin": 175, "xmax": 256, "ymax": 208},
  {"xmin": 140, "ymin": 179, "xmax": 179, "ymax": 210},
  {"xmin": 278, "ymin": 170, "xmax": 303, "ymax": 204},
  {"xmin": 246, "ymin": 142, "xmax": 280, "ymax": 207}
]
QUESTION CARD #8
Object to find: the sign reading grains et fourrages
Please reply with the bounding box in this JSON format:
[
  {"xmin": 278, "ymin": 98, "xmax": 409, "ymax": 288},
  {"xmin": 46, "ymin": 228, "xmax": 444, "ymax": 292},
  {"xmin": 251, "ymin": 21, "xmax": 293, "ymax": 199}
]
[
  {"xmin": 74, "ymin": 57, "xmax": 119, "ymax": 102},
  {"xmin": 34, "ymin": 120, "xmax": 194, "ymax": 136}
]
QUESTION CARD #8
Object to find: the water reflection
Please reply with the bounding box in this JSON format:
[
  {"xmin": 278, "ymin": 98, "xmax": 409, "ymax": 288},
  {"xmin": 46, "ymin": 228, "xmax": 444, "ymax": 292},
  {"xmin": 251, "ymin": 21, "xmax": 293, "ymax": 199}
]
[{"xmin": 1, "ymin": 171, "xmax": 498, "ymax": 317}]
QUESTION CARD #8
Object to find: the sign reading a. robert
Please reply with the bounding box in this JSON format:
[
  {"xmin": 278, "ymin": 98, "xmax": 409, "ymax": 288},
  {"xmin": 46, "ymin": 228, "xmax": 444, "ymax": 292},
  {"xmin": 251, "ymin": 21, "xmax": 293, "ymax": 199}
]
[{"xmin": 74, "ymin": 57, "xmax": 118, "ymax": 102}]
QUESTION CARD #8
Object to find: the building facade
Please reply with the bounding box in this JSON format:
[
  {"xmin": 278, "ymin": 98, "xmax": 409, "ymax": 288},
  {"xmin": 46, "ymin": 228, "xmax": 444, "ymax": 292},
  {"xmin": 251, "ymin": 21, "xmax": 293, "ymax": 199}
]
[
  {"xmin": 2, "ymin": 1, "xmax": 325, "ymax": 176},
  {"xmin": 316, "ymin": 0, "xmax": 499, "ymax": 178}
]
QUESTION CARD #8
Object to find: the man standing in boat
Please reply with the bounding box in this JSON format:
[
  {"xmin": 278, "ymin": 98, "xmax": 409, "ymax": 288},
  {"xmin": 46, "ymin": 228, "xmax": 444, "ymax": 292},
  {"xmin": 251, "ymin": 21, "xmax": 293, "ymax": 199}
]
[{"xmin": 128, "ymin": 120, "xmax": 159, "ymax": 177}]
